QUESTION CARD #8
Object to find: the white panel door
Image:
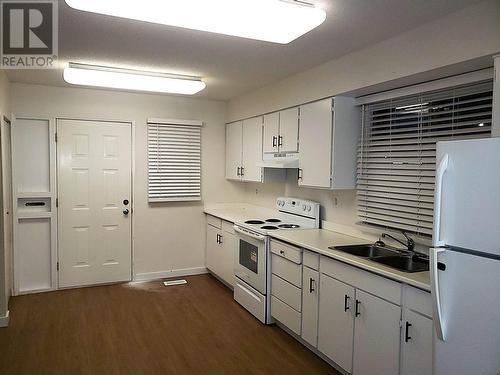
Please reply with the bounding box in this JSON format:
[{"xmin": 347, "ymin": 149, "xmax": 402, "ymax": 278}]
[
  {"xmin": 353, "ymin": 289, "xmax": 401, "ymax": 375},
  {"xmin": 57, "ymin": 120, "xmax": 132, "ymax": 288},
  {"xmin": 318, "ymin": 274, "xmax": 355, "ymax": 373},
  {"xmin": 401, "ymin": 309, "xmax": 432, "ymax": 375},
  {"xmin": 301, "ymin": 266, "xmax": 319, "ymax": 347},
  {"xmin": 263, "ymin": 113, "xmax": 279, "ymax": 154},
  {"xmin": 241, "ymin": 117, "xmax": 263, "ymax": 182},
  {"xmin": 279, "ymin": 107, "xmax": 299, "ymax": 153},
  {"xmin": 225, "ymin": 122, "xmax": 242, "ymax": 180},
  {"xmin": 299, "ymin": 99, "xmax": 332, "ymax": 188}
]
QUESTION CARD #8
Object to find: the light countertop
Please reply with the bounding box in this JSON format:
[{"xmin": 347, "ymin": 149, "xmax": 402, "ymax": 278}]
[{"xmin": 204, "ymin": 204, "xmax": 431, "ymax": 291}]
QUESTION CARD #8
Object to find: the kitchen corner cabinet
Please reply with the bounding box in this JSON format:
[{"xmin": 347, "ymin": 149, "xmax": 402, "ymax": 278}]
[
  {"xmin": 206, "ymin": 217, "xmax": 236, "ymax": 287},
  {"xmin": 225, "ymin": 118, "xmax": 263, "ymax": 182},
  {"xmin": 298, "ymin": 97, "xmax": 360, "ymax": 189},
  {"xmin": 263, "ymin": 108, "xmax": 299, "ymax": 154}
]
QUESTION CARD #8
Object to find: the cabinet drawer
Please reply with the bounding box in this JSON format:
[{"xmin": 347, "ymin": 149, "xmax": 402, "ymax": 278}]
[
  {"xmin": 303, "ymin": 250, "xmax": 320, "ymax": 270},
  {"xmin": 272, "ymin": 254, "xmax": 302, "ymax": 287},
  {"xmin": 272, "ymin": 274, "xmax": 301, "ymax": 312},
  {"xmin": 271, "ymin": 296, "xmax": 302, "ymax": 335},
  {"xmin": 206, "ymin": 215, "xmax": 222, "ymax": 229},
  {"xmin": 270, "ymin": 240, "xmax": 302, "ymax": 264},
  {"xmin": 404, "ymin": 285, "xmax": 432, "ymax": 318},
  {"xmin": 320, "ymin": 256, "xmax": 402, "ymax": 305}
]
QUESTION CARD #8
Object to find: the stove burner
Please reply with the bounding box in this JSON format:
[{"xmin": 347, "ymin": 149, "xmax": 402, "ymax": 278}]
[
  {"xmin": 265, "ymin": 219, "xmax": 282, "ymax": 223},
  {"xmin": 278, "ymin": 224, "xmax": 300, "ymax": 229},
  {"xmin": 245, "ymin": 220, "xmax": 265, "ymax": 225},
  {"xmin": 261, "ymin": 225, "xmax": 279, "ymax": 230}
]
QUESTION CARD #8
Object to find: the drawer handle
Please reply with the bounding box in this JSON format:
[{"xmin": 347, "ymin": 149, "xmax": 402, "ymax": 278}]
[
  {"xmin": 344, "ymin": 295, "xmax": 350, "ymax": 312},
  {"xmin": 355, "ymin": 299, "xmax": 361, "ymax": 317},
  {"xmin": 405, "ymin": 321, "xmax": 412, "ymax": 342},
  {"xmin": 309, "ymin": 278, "xmax": 315, "ymax": 293},
  {"xmin": 279, "ymin": 250, "xmax": 285, "ymax": 255}
]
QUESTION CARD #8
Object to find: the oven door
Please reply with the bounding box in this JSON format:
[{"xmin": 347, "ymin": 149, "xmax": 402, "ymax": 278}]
[{"xmin": 233, "ymin": 226, "xmax": 267, "ymax": 295}]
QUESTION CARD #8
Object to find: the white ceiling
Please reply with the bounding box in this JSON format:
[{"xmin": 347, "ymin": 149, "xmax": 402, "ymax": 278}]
[{"xmin": 6, "ymin": 0, "xmax": 484, "ymax": 100}]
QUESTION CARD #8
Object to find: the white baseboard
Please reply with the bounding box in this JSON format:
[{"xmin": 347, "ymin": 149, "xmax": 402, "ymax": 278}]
[
  {"xmin": 0, "ymin": 311, "xmax": 9, "ymax": 328},
  {"xmin": 134, "ymin": 267, "xmax": 208, "ymax": 282}
]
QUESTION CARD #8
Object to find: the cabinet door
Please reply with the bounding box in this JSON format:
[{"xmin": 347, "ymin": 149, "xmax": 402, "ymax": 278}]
[
  {"xmin": 353, "ymin": 289, "xmax": 401, "ymax": 375},
  {"xmin": 401, "ymin": 309, "xmax": 433, "ymax": 375},
  {"xmin": 241, "ymin": 117, "xmax": 263, "ymax": 182},
  {"xmin": 263, "ymin": 112, "xmax": 279, "ymax": 154},
  {"xmin": 301, "ymin": 266, "xmax": 319, "ymax": 347},
  {"xmin": 206, "ymin": 224, "xmax": 222, "ymax": 276},
  {"xmin": 219, "ymin": 231, "xmax": 237, "ymax": 287},
  {"xmin": 298, "ymin": 99, "xmax": 333, "ymax": 188},
  {"xmin": 225, "ymin": 122, "xmax": 242, "ymax": 180},
  {"xmin": 318, "ymin": 274, "xmax": 355, "ymax": 373},
  {"xmin": 279, "ymin": 107, "xmax": 299, "ymax": 153}
]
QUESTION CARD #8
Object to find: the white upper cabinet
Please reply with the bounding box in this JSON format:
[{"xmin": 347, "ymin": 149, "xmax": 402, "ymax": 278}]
[
  {"xmin": 263, "ymin": 112, "xmax": 279, "ymax": 153},
  {"xmin": 298, "ymin": 97, "xmax": 360, "ymax": 189},
  {"xmin": 263, "ymin": 108, "xmax": 299, "ymax": 154},
  {"xmin": 279, "ymin": 107, "xmax": 299, "ymax": 153},
  {"xmin": 241, "ymin": 117, "xmax": 263, "ymax": 182},
  {"xmin": 225, "ymin": 121, "xmax": 243, "ymax": 180},
  {"xmin": 225, "ymin": 118, "xmax": 263, "ymax": 182}
]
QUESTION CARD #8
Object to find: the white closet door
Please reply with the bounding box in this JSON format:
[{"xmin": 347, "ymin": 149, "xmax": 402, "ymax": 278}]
[
  {"xmin": 241, "ymin": 117, "xmax": 263, "ymax": 182},
  {"xmin": 57, "ymin": 119, "xmax": 132, "ymax": 288}
]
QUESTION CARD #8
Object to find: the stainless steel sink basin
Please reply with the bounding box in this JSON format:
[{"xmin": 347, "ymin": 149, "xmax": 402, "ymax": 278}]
[
  {"xmin": 331, "ymin": 244, "xmax": 399, "ymax": 258},
  {"xmin": 373, "ymin": 255, "xmax": 429, "ymax": 273},
  {"xmin": 330, "ymin": 244, "xmax": 429, "ymax": 273}
]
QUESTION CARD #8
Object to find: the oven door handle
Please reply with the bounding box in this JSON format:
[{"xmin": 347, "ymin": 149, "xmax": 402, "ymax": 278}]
[{"xmin": 233, "ymin": 226, "xmax": 266, "ymax": 241}]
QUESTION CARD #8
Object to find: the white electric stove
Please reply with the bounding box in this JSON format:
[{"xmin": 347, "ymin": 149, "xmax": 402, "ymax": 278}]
[{"xmin": 233, "ymin": 197, "xmax": 320, "ymax": 324}]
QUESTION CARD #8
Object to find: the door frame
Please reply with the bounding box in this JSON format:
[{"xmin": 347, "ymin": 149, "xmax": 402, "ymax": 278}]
[
  {"xmin": 55, "ymin": 117, "xmax": 135, "ymax": 289},
  {"xmin": 1, "ymin": 115, "xmax": 13, "ymax": 302}
]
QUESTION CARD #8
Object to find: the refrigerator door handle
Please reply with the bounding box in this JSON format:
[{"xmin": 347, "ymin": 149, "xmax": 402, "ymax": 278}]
[
  {"xmin": 431, "ymin": 247, "xmax": 446, "ymax": 341},
  {"xmin": 433, "ymin": 154, "xmax": 449, "ymax": 247}
]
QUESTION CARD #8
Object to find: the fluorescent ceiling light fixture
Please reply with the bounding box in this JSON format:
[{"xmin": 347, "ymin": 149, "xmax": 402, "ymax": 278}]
[
  {"xmin": 63, "ymin": 63, "xmax": 206, "ymax": 95},
  {"xmin": 64, "ymin": 0, "xmax": 326, "ymax": 44}
]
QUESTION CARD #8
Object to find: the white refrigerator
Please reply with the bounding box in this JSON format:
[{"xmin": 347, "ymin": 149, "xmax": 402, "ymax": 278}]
[{"xmin": 431, "ymin": 138, "xmax": 500, "ymax": 375}]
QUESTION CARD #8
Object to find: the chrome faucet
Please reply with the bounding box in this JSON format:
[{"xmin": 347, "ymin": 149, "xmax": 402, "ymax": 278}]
[{"xmin": 381, "ymin": 231, "xmax": 415, "ymax": 253}]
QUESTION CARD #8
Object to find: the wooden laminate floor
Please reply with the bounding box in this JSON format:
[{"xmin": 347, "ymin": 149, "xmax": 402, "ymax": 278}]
[{"xmin": 0, "ymin": 274, "xmax": 339, "ymax": 375}]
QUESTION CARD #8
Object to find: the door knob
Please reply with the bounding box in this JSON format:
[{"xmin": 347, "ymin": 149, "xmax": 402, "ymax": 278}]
[
  {"xmin": 123, "ymin": 199, "xmax": 129, "ymax": 205},
  {"xmin": 123, "ymin": 209, "xmax": 130, "ymax": 215}
]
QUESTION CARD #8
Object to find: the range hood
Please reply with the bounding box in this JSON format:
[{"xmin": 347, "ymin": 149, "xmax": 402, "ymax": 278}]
[{"xmin": 257, "ymin": 153, "xmax": 299, "ymax": 169}]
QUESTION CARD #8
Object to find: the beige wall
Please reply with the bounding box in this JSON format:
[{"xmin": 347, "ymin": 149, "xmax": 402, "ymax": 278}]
[
  {"xmin": 10, "ymin": 83, "xmax": 245, "ymax": 280},
  {"xmin": 225, "ymin": 0, "xmax": 500, "ymax": 237},
  {"xmin": 227, "ymin": 0, "xmax": 500, "ymax": 121},
  {"xmin": 0, "ymin": 71, "xmax": 10, "ymax": 319}
]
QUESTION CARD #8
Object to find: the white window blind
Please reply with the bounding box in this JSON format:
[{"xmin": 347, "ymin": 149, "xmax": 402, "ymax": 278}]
[
  {"xmin": 148, "ymin": 118, "xmax": 202, "ymax": 202},
  {"xmin": 357, "ymin": 81, "xmax": 493, "ymax": 236}
]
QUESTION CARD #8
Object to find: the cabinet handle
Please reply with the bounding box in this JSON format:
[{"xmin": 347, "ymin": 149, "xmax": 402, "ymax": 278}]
[
  {"xmin": 344, "ymin": 295, "xmax": 350, "ymax": 312},
  {"xmin": 219, "ymin": 234, "xmax": 223, "ymax": 245},
  {"xmin": 237, "ymin": 167, "xmax": 241, "ymax": 176},
  {"xmin": 355, "ymin": 299, "xmax": 361, "ymax": 317},
  {"xmin": 240, "ymin": 167, "xmax": 244, "ymax": 176},
  {"xmin": 278, "ymin": 135, "xmax": 283, "ymax": 147},
  {"xmin": 298, "ymin": 168, "xmax": 303, "ymax": 181},
  {"xmin": 405, "ymin": 321, "xmax": 412, "ymax": 342},
  {"xmin": 272, "ymin": 136, "xmax": 277, "ymax": 147},
  {"xmin": 309, "ymin": 278, "xmax": 315, "ymax": 293},
  {"xmin": 216, "ymin": 234, "xmax": 220, "ymax": 244}
]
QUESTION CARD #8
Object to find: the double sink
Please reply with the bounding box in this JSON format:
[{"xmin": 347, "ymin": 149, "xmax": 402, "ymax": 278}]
[{"xmin": 330, "ymin": 244, "xmax": 429, "ymax": 273}]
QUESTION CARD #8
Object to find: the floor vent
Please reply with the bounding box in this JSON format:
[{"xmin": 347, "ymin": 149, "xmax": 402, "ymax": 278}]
[{"xmin": 163, "ymin": 279, "xmax": 188, "ymax": 287}]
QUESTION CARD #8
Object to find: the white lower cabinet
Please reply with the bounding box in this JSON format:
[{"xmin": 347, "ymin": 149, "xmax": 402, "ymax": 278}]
[
  {"xmin": 401, "ymin": 309, "xmax": 433, "ymax": 375},
  {"xmin": 301, "ymin": 266, "xmax": 319, "ymax": 347},
  {"xmin": 318, "ymin": 274, "xmax": 356, "ymax": 373},
  {"xmin": 205, "ymin": 218, "xmax": 236, "ymax": 287},
  {"xmin": 352, "ymin": 289, "xmax": 401, "ymax": 375}
]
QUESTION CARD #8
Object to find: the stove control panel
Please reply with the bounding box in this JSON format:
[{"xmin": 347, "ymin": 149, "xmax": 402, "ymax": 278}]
[{"xmin": 276, "ymin": 197, "xmax": 320, "ymax": 220}]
